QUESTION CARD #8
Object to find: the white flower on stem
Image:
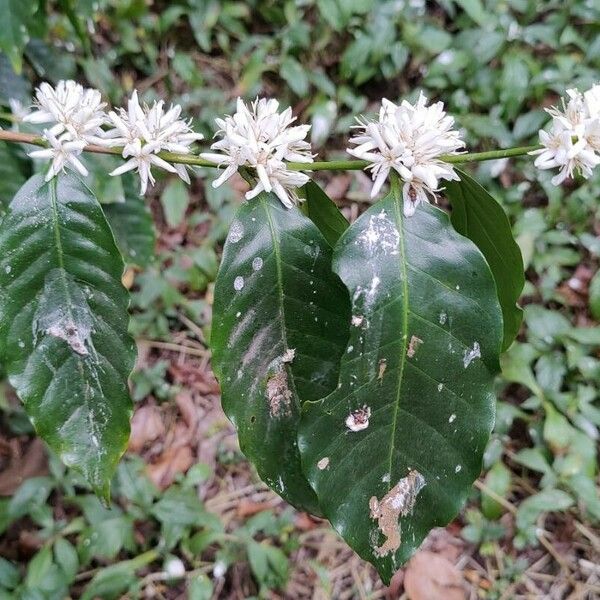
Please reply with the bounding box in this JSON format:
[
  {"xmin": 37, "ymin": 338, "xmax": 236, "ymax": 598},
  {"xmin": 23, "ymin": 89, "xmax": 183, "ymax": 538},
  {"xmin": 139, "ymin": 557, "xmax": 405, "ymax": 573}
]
[
  {"xmin": 347, "ymin": 93, "xmax": 464, "ymax": 217},
  {"xmin": 531, "ymin": 85, "xmax": 600, "ymax": 184},
  {"xmin": 584, "ymin": 84, "xmax": 600, "ymax": 118},
  {"xmin": 110, "ymin": 139, "xmax": 177, "ymax": 195},
  {"xmin": 531, "ymin": 124, "xmax": 600, "ymax": 186},
  {"xmin": 24, "ymin": 80, "xmax": 107, "ymax": 144},
  {"xmin": 22, "ymin": 80, "xmax": 109, "ymax": 181},
  {"xmin": 103, "ymin": 91, "xmax": 203, "ymax": 193},
  {"xmin": 201, "ymin": 97, "xmax": 314, "ymax": 208},
  {"xmin": 29, "ymin": 130, "xmax": 88, "ymax": 181}
]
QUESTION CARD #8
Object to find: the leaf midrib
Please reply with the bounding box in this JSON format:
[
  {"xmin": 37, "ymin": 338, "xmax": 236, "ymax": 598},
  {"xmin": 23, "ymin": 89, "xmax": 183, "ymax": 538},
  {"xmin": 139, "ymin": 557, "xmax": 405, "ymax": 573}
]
[
  {"xmin": 48, "ymin": 178, "xmax": 100, "ymax": 445},
  {"xmin": 387, "ymin": 181, "xmax": 410, "ymax": 484},
  {"xmin": 261, "ymin": 196, "xmax": 300, "ymax": 405}
]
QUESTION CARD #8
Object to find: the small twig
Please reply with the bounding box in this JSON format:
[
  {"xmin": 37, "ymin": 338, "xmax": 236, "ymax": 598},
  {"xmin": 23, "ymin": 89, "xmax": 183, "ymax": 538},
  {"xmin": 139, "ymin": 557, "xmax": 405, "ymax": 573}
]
[
  {"xmin": 0, "ymin": 129, "xmax": 542, "ymax": 171},
  {"xmin": 473, "ymin": 479, "xmax": 516, "ymax": 514},
  {"xmin": 138, "ymin": 339, "xmax": 209, "ymax": 357}
]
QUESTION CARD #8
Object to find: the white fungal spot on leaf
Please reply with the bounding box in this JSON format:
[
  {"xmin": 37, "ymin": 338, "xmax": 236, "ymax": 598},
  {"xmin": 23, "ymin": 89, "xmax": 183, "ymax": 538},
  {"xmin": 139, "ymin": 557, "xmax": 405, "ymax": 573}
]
[
  {"xmin": 46, "ymin": 321, "xmax": 90, "ymax": 356},
  {"xmin": 252, "ymin": 257, "xmax": 263, "ymax": 271},
  {"xmin": 345, "ymin": 405, "xmax": 371, "ymax": 432},
  {"xmin": 463, "ymin": 341, "xmax": 481, "ymax": 368},
  {"xmin": 351, "ymin": 315, "xmax": 364, "ymax": 327},
  {"xmin": 455, "ymin": 464, "xmax": 462, "ymax": 473},
  {"xmin": 33, "ymin": 269, "xmax": 93, "ymax": 357},
  {"xmin": 357, "ymin": 210, "xmax": 400, "ymax": 256},
  {"xmin": 234, "ymin": 276, "xmax": 244, "ymax": 291},
  {"xmin": 449, "ymin": 413, "xmax": 456, "ymax": 423},
  {"xmin": 317, "ymin": 457, "xmax": 330, "ymax": 470},
  {"xmin": 229, "ymin": 220, "xmax": 244, "ymax": 243},
  {"xmin": 439, "ymin": 311, "xmax": 447, "ymax": 325},
  {"xmin": 369, "ymin": 470, "xmax": 426, "ymax": 557}
]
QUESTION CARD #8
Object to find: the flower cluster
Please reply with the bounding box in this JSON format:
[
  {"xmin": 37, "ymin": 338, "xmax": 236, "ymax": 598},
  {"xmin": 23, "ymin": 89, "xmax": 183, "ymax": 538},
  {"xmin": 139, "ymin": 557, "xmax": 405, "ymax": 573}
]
[
  {"xmin": 201, "ymin": 98, "xmax": 313, "ymax": 208},
  {"xmin": 17, "ymin": 78, "xmax": 600, "ymax": 217},
  {"xmin": 22, "ymin": 82, "xmax": 203, "ymax": 193},
  {"xmin": 347, "ymin": 93, "xmax": 464, "ymax": 216},
  {"xmin": 24, "ymin": 81, "xmax": 108, "ymax": 181},
  {"xmin": 103, "ymin": 91, "xmax": 204, "ymax": 194},
  {"xmin": 531, "ymin": 85, "xmax": 600, "ymax": 185}
]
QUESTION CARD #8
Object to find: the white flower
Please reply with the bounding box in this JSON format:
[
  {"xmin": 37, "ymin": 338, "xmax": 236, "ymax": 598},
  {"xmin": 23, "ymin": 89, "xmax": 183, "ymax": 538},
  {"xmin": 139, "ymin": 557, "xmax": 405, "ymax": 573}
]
[
  {"xmin": 24, "ymin": 80, "xmax": 107, "ymax": 144},
  {"xmin": 29, "ymin": 130, "xmax": 88, "ymax": 181},
  {"xmin": 164, "ymin": 557, "xmax": 186, "ymax": 579},
  {"xmin": 584, "ymin": 84, "xmax": 600, "ymax": 118},
  {"xmin": 531, "ymin": 85, "xmax": 600, "ymax": 185},
  {"xmin": 347, "ymin": 93, "xmax": 464, "ymax": 217},
  {"xmin": 22, "ymin": 80, "xmax": 108, "ymax": 181},
  {"xmin": 201, "ymin": 97, "xmax": 313, "ymax": 208},
  {"xmin": 103, "ymin": 91, "xmax": 203, "ymax": 193}
]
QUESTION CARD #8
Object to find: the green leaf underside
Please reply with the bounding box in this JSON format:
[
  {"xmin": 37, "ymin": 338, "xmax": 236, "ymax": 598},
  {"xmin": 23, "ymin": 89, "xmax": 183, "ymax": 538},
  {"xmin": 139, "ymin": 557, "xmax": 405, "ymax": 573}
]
[
  {"xmin": 0, "ymin": 173, "xmax": 136, "ymax": 498},
  {"xmin": 299, "ymin": 190, "xmax": 502, "ymax": 583},
  {"xmin": 104, "ymin": 175, "xmax": 156, "ymax": 267},
  {"xmin": 301, "ymin": 181, "xmax": 349, "ymax": 247},
  {"xmin": 445, "ymin": 170, "xmax": 524, "ymax": 351},
  {"xmin": 211, "ymin": 193, "xmax": 350, "ymax": 514}
]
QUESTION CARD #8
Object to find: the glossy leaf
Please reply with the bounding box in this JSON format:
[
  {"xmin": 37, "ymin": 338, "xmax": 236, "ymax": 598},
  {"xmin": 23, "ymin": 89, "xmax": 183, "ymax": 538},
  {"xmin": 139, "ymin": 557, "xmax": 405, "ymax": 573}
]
[
  {"xmin": 211, "ymin": 193, "xmax": 350, "ymax": 514},
  {"xmin": 299, "ymin": 188, "xmax": 502, "ymax": 583},
  {"xmin": 300, "ymin": 180, "xmax": 349, "ymax": 248},
  {"xmin": 0, "ymin": 173, "xmax": 136, "ymax": 498},
  {"xmin": 104, "ymin": 175, "xmax": 156, "ymax": 267},
  {"xmin": 445, "ymin": 170, "xmax": 524, "ymax": 351}
]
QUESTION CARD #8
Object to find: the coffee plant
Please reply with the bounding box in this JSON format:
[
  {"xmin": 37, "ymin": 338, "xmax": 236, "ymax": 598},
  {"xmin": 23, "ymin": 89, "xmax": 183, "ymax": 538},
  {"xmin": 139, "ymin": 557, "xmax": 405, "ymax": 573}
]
[{"xmin": 0, "ymin": 78, "xmax": 597, "ymax": 581}]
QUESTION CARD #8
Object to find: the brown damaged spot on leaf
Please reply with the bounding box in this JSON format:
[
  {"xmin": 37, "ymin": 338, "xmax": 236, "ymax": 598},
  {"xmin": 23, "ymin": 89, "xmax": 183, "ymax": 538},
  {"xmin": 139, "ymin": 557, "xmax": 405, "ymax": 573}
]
[
  {"xmin": 378, "ymin": 358, "xmax": 387, "ymax": 381},
  {"xmin": 407, "ymin": 335, "xmax": 423, "ymax": 358},
  {"xmin": 369, "ymin": 469, "xmax": 426, "ymax": 557},
  {"xmin": 266, "ymin": 368, "xmax": 293, "ymax": 417},
  {"xmin": 265, "ymin": 349, "xmax": 296, "ymax": 417}
]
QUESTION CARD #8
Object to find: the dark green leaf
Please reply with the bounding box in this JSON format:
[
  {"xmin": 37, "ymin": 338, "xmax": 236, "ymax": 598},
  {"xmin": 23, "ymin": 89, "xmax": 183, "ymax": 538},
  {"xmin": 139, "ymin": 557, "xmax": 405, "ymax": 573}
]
[
  {"xmin": 0, "ymin": 173, "xmax": 136, "ymax": 498},
  {"xmin": 445, "ymin": 170, "xmax": 524, "ymax": 350},
  {"xmin": 301, "ymin": 181, "xmax": 349, "ymax": 248},
  {"xmin": 211, "ymin": 193, "xmax": 350, "ymax": 514},
  {"xmin": 104, "ymin": 175, "xmax": 156, "ymax": 267},
  {"xmin": 299, "ymin": 189, "xmax": 502, "ymax": 583}
]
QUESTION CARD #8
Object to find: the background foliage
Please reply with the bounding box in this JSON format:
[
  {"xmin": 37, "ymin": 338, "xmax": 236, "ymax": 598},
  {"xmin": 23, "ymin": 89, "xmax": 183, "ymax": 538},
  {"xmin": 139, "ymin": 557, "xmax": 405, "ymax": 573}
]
[{"xmin": 0, "ymin": 0, "xmax": 599, "ymax": 598}]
